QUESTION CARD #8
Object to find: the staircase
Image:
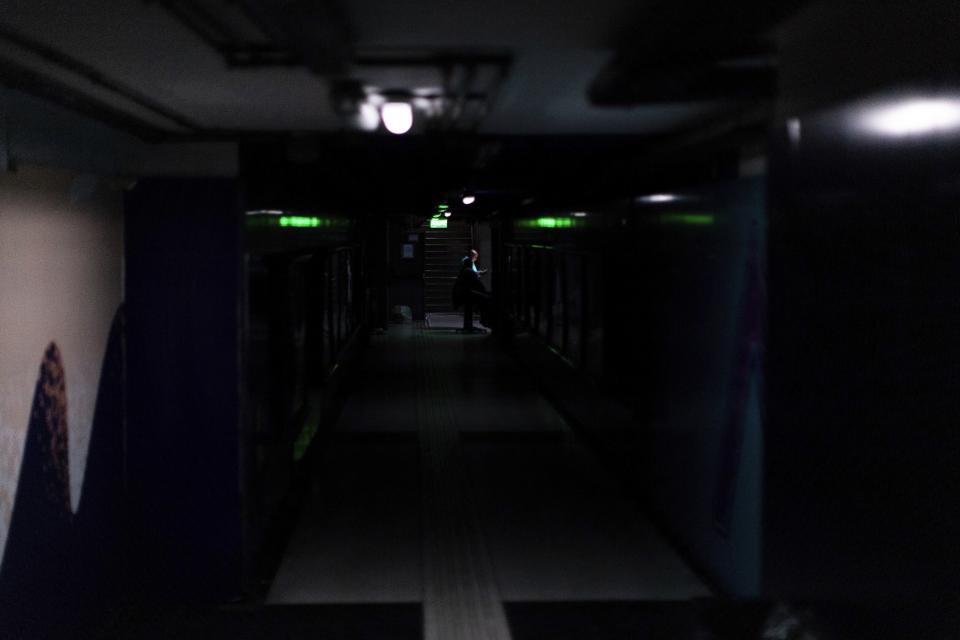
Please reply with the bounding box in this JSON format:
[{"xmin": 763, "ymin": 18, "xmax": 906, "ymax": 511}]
[{"xmin": 424, "ymin": 219, "xmax": 472, "ymax": 313}]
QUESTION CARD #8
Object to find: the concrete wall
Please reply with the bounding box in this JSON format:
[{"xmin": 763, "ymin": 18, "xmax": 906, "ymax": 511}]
[
  {"xmin": 0, "ymin": 85, "xmax": 240, "ymax": 632},
  {"xmin": 0, "ymin": 164, "xmax": 125, "ymax": 634},
  {"xmin": 0, "ymin": 164, "xmax": 123, "ymax": 564}
]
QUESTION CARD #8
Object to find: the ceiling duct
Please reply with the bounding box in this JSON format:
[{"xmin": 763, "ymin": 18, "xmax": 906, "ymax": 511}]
[
  {"xmin": 589, "ymin": 0, "xmax": 810, "ymax": 106},
  {"xmin": 590, "ymin": 49, "xmax": 779, "ymax": 105},
  {"xmin": 238, "ymin": 0, "xmax": 354, "ymax": 75}
]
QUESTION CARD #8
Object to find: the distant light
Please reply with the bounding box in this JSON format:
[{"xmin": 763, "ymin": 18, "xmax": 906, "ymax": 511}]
[
  {"xmin": 659, "ymin": 213, "xmax": 715, "ymax": 226},
  {"xmin": 637, "ymin": 194, "xmax": 681, "ymax": 204},
  {"xmin": 430, "ymin": 218, "xmax": 448, "ymax": 229},
  {"xmin": 444, "ymin": 211, "xmax": 452, "ymax": 217},
  {"xmin": 381, "ymin": 102, "xmax": 413, "ymax": 134},
  {"xmin": 246, "ymin": 209, "xmax": 284, "ymax": 216},
  {"xmin": 438, "ymin": 204, "xmax": 449, "ymax": 210},
  {"xmin": 572, "ymin": 211, "xmax": 587, "ymax": 217},
  {"xmin": 358, "ymin": 102, "xmax": 380, "ymax": 131},
  {"xmin": 462, "ymin": 195, "xmax": 476, "ymax": 205},
  {"xmin": 861, "ymin": 98, "xmax": 960, "ymax": 137},
  {"xmin": 787, "ymin": 118, "xmax": 802, "ymax": 147}
]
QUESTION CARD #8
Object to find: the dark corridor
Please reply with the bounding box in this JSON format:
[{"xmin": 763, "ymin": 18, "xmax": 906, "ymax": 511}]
[{"xmin": 2, "ymin": 2, "xmax": 960, "ymax": 639}]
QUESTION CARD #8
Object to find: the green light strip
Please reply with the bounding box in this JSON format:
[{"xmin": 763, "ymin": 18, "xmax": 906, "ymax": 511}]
[
  {"xmin": 430, "ymin": 218, "xmax": 448, "ymax": 229},
  {"xmin": 246, "ymin": 214, "xmax": 350, "ymax": 229},
  {"xmin": 517, "ymin": 217, "xmax": 576, "ymax": 229},
  {"xmin": 280, "ymin": 216, "xmax": 320, "ymax": 227},
  {"xmin": 659, "ymin": 213, "xmax": 715, "ymax": 226}
]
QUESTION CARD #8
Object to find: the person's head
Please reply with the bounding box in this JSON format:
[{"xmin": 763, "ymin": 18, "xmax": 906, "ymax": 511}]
[{"xmin": 469, "ymin": 249, "xmax": 479, "ymax": 263}]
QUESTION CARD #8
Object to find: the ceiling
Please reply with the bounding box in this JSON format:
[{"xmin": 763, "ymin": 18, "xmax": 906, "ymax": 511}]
[{"xmin": 0, "ymin": 0, "xmax": 796, "ymax": 139}]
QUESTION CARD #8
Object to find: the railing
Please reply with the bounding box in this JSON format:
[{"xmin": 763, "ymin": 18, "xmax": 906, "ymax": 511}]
[
  {"xmin": 246, "ymin": 244, "xmax": 361, "ymax": 423},
  {"xmin": 242, "ymin": 242, "xmax": 364, "ymax": 593},
  {"xmin": 502, "ymin": 242, "xmax": 603, "ymax": 377}
]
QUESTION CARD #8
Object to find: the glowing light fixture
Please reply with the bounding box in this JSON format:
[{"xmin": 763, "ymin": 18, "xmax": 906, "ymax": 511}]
[
  {"xmin": 572, "ymin": 211, "xmax": 587, "ymax": 217},
  {"xmin": 861, "ymin": 98, "xmax": 960, "ymax": 137},
  {"xmin": 280, "ymin": 216, "xmax": 320, "ymax": 228},
  {"xmin": 246, "ymin": 213, "xmax": 349, "ymax": 230},
  {"xmin": 381, "ymin": 102, "xmax": 413, "ymax": 134},
  {"xmin": 517, "ymin": 217, "xmax": 575, "ymax": 229},
  {"xmin": 358, "ymin": 102, "xmax": 381, "ymax": 131},
  {"xmin": 787, "ymin": 117, "xmax": 802, "ymax": 147},
  {"xmin": 430, "ymin": 218, "xmax": 448, "ymax": 229},
  {"xmin": 444, "ymin": 211, "xmax": 452, "ymax": 217},
  {"xmin": 637, "ymin": 193, "xmax": 680, "ymax": 204},
  {"xmin": 462, "ymin": 194, "xmax": 476, "ymax": 205}
]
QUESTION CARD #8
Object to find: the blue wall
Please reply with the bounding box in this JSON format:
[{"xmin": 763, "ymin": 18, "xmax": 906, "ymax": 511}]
[
  {"xmin": 766, "ymin": 93, "xmax": 960, "ymax": 604},
  {"xmin": 637, "ymin": 178, "xmax": 766, "ymax": 597},
  {"xmin": 125, "ymin": 178, "xmax": 244, "ymax": 601}
]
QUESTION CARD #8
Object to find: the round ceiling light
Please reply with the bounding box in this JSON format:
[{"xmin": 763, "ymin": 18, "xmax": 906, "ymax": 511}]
[
  {"xmin": 461, "ymin": 194, "xmax": 476, "ymax": 205},
  {"xmin": 381, "ymin": 102, "xmax": 413, "ymax": 135}
]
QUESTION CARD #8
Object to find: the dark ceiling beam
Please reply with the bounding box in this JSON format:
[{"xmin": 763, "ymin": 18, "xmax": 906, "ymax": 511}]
[
  {"xmin": 468, "ymin": 63, "xmax": 511, "ymax": 134},
  {"xmin": 150, "ymin": 1, "xmax": 512, "ymax": 133},
  {"xmin": 355, "ymin": 51, "xmax": 512, "ymax": 70},
  {"xmin": 590, "ymin": 61, "xmax": 778, "ymax": 105},
  {"xmin": 608, "ymin": 0, "xmax": 810, "ymax": 57},
  {"xmin": 153, "ymin": 0, "xmax": 233, "ymax": 49},
  {"xmin": 150, "ymin": 1, "xmax": 304, "ymax": 68},
  {"xmin": 0, "ymin": 25, "xmax": 199, "ymax": 132},
  {"xmin": 214, "ymin": 46, "xmax": 514, "ymax": 72},
  {"xmin": 0, "ymin": 56, "xmax": 170, "ymax": 141},
  {"xmin": 590, "ymin": 0, "xmax": 812, "ymax": 106},
  {"xmin": 221, "ymin": 43, "xmax": 300, "ymax": 68},
  {"xmin": 238, "ymin": 0, "xmax": 354, "ymax": 75},
  {"xmin": 237, "ymin": 133, "xmax": 669, "ymax": 214}
]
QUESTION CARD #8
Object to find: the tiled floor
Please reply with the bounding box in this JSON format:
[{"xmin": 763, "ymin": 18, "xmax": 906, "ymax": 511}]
[{"xmin": 268, "ymin": 323, "xmax": 710, "ymax": 634}]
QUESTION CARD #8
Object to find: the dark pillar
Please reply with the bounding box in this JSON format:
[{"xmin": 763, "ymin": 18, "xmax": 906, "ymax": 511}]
[{"xmin": 124, "ymin": 177, "xmax": 243, "ymax": 602}]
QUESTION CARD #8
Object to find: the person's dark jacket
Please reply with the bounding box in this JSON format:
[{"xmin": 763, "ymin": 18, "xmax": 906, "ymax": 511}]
[{"xmin": 452, "ymin": 262, "xmax": 485, "ymax": 310}]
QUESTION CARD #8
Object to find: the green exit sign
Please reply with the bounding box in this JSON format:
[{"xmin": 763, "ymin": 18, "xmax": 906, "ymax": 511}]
[{"xmin": 430, "ymin": 218, "xmax": 448, "ymax": 229}]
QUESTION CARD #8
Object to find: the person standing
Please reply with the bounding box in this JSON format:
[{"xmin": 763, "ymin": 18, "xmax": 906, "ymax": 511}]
[
  {"xmin": 464, "ymin": 248, "xmax": 487, "ymax": 276},
  {"xmin": 453, "ymin": 249, "xmax": 495, "ymax": 330}
]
